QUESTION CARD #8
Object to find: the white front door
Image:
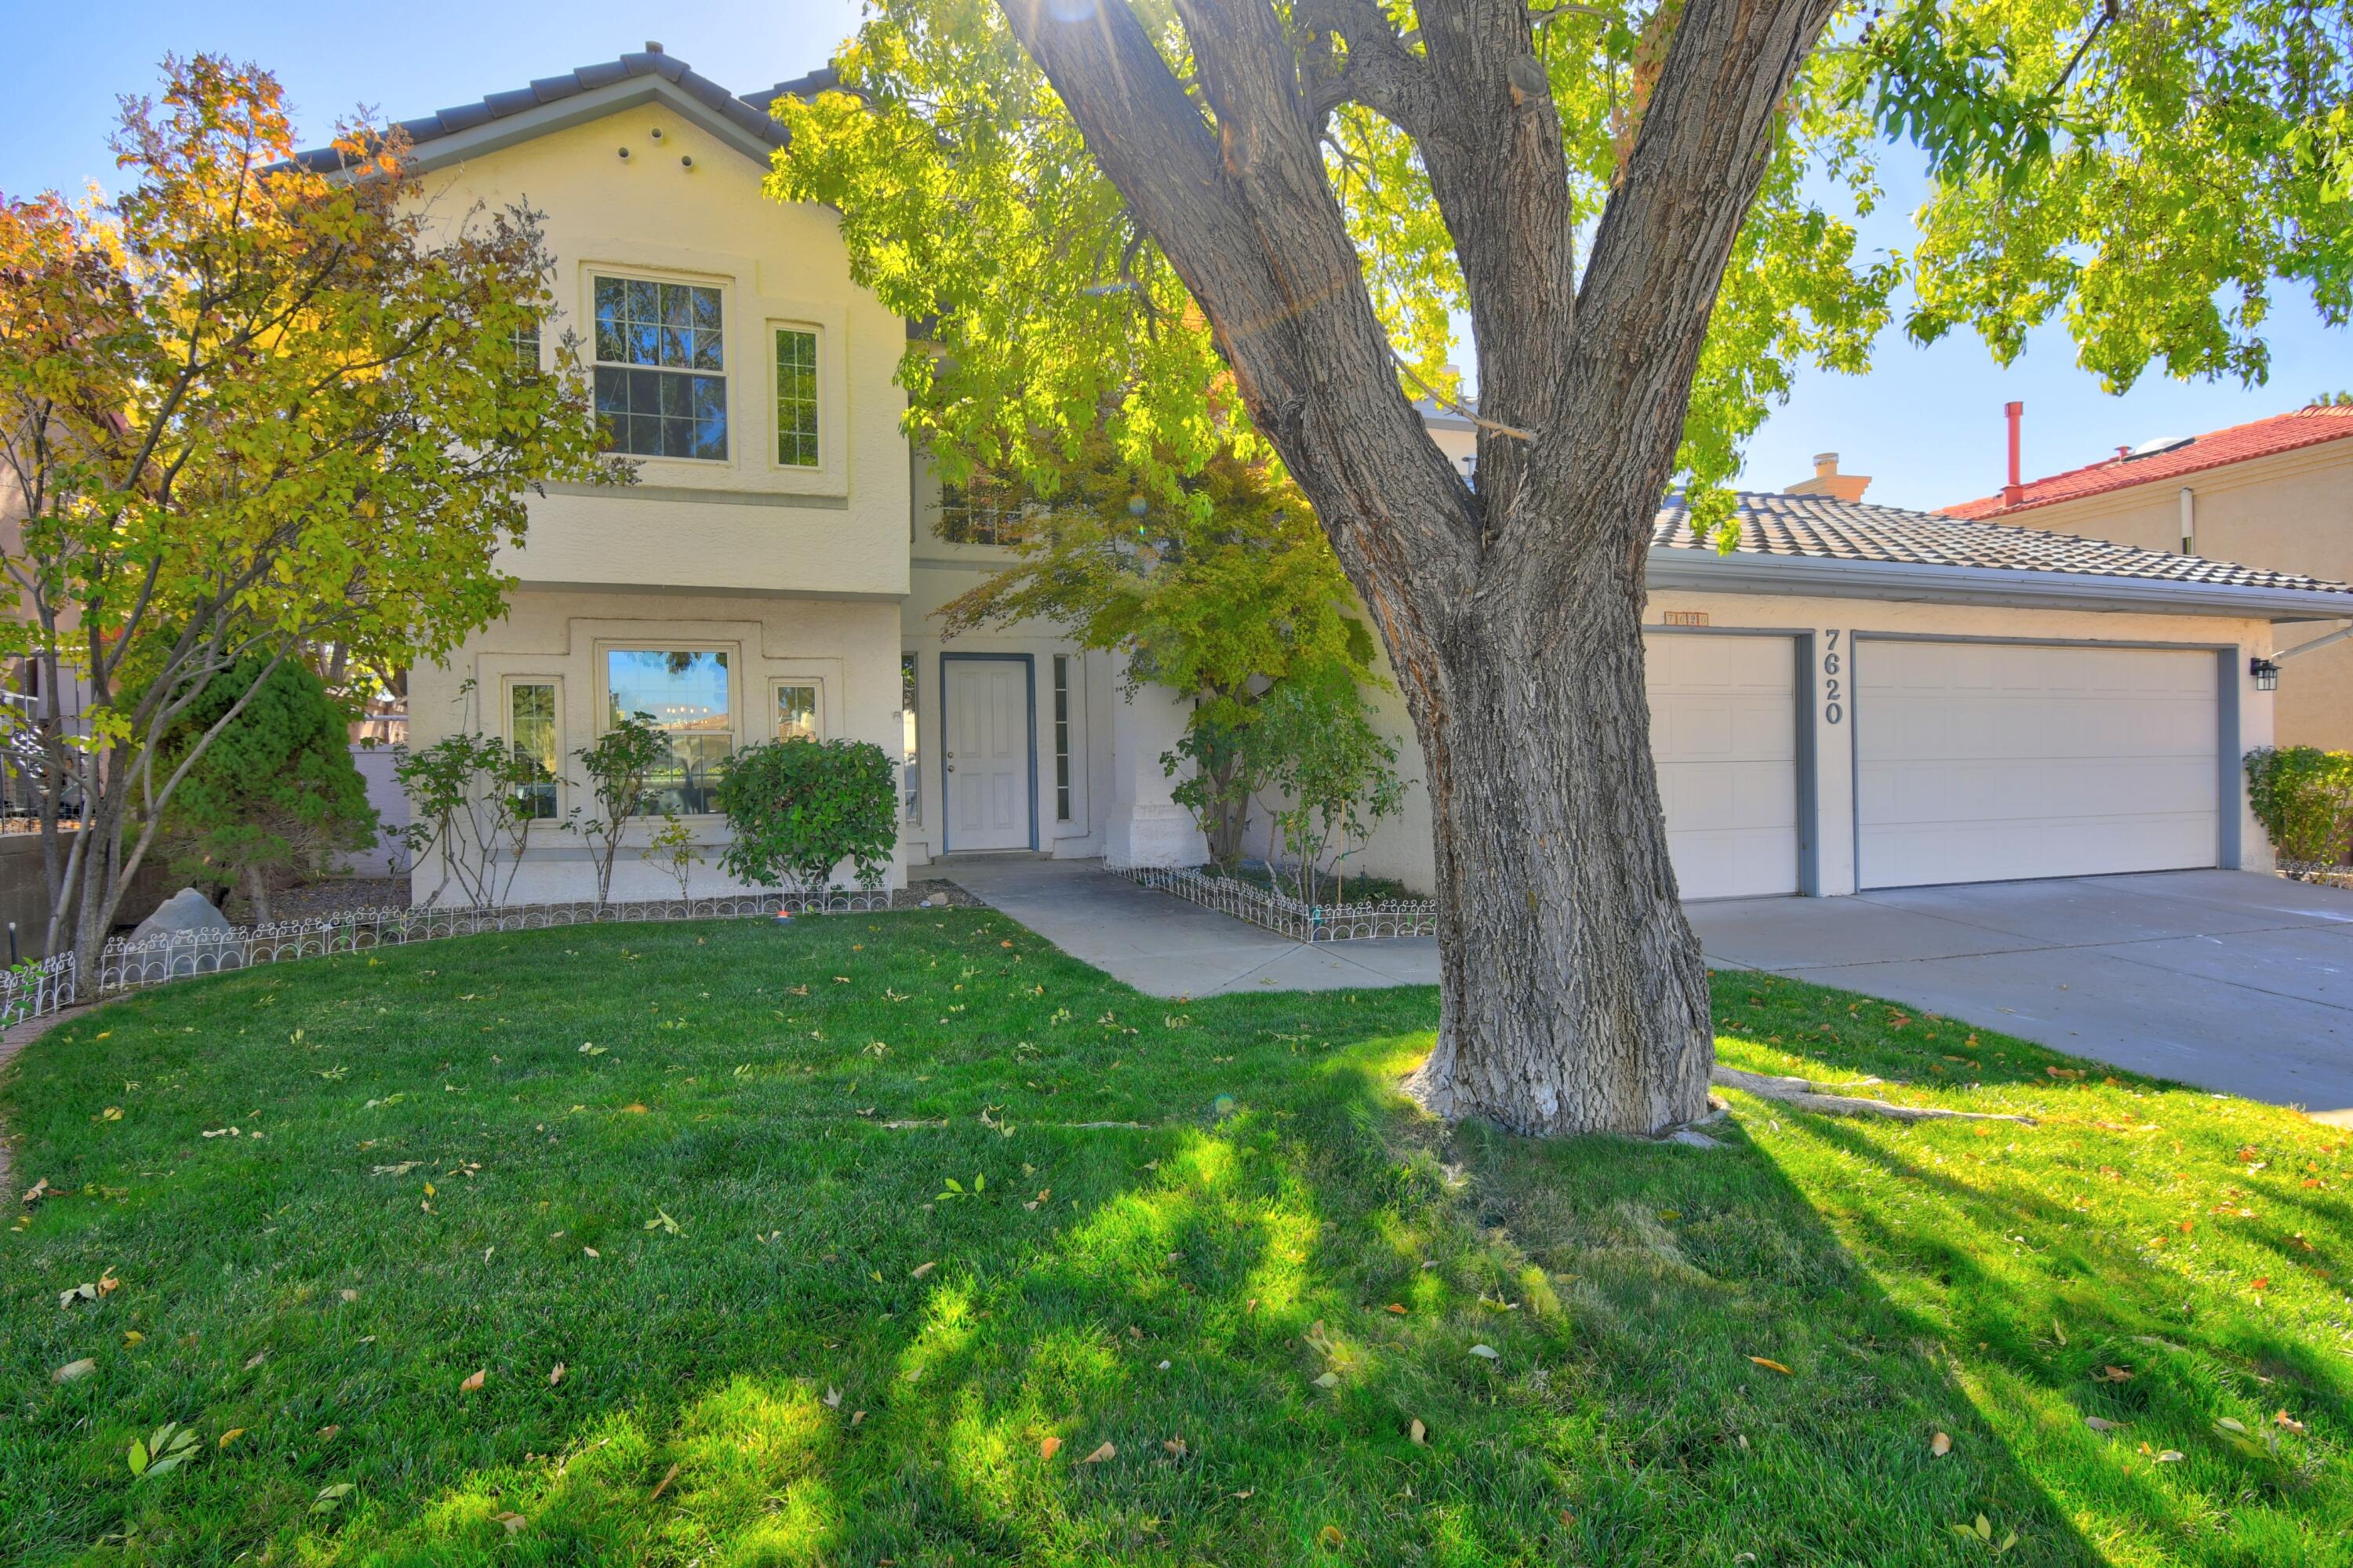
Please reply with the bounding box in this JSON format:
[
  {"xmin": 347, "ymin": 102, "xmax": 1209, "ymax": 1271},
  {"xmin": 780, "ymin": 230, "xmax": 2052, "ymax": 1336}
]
[
  {"xmin": 1856, "ymin": 639, "xmax": 2218, "ymax": 888},
  {"xmin": 1646, "ymin": 632, "xmax": 1801, "ymax": 899},
  {"xmin": 944, "ymin": 658, "xmax": 1033, "ymax": 852}
]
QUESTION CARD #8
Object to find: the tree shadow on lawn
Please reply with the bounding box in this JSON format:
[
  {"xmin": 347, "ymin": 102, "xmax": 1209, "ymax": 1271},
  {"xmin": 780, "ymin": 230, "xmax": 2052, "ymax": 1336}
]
[{"xmin": 6, "ymin": 917, "xmax": 2307, "ymax": 1564}]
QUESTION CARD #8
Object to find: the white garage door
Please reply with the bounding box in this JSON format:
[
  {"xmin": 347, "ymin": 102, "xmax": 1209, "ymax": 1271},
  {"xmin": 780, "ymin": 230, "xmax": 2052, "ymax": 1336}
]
[
  {"xmin": 1646, "ymin": 634, "xmax": 1799, "ymax": 900},
  {"xmin": 1857, "ymin": 640, "xmax": 2217, "ymax": 889}
]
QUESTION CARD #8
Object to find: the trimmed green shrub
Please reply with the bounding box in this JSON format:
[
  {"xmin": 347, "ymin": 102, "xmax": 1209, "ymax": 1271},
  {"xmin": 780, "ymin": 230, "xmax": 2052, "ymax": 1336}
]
[
  {"xmin": 718, "ymin": 738, "xmax": 897, "ymax": 893},
  {"xmin": 2245, "ymin": 745, "xmax": 2353, "ymax": 865},
  {"xmin": 159, "ymin": 657, "xmax": 377, "ymax": 920}
]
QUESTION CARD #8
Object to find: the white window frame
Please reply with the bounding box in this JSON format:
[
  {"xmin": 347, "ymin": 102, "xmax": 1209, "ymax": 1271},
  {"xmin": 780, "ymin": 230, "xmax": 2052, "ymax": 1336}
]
[
  {"xmin": 587, "ymin": 269, "xmax": 733, "ymax": 466},
  {"xmin": 769, "ymin": 322, "xmax": 824, "ymax": 471},
  {"xmin": 770, "ymin": 677, "xmax": 827, "ymax": 743},
  {"xmin": 594, "ymin": 640, "xmax": 741, "ymax": 818},
  {"xmin": 502, "ymin": 675, "xmax": 565, "ymax": 821}
]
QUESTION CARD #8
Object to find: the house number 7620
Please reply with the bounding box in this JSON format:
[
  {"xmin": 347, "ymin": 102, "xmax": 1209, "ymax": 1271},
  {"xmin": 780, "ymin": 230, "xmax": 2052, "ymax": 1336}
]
[{"xmin": 1821, "ymin": 631, "xmax": 1844, "ymax": 725}]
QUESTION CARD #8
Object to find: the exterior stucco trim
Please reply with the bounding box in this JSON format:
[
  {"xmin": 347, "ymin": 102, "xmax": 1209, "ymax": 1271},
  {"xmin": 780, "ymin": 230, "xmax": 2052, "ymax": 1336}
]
[
  {"xmin": 402, "ymin": 78, "xmax": 779, "ymax": 172},
  {"xmin": 540, "ymin": 482, "xmax": 851, "ymax": 511}
]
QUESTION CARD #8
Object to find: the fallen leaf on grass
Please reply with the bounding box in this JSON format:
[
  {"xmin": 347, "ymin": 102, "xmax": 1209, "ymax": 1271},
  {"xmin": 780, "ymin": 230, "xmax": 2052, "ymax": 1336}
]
[
  {"xmin": 649, "ymin": 1461, "xmax": 681, "ymax": 1501},
  {"xmin": 53, "ymin": 1358, "xmax": 96, "ymax": 1383},
  {"xmin": 2156, "ymin": 1450, "xmax": 2184, "ymax": 1462},
  {"xmin": 1468, "ymin": 1344, "xmax": 1500, "ymax": 1360},
  {"xmin": 1040, "ymin": 1434, "xmax": 1062, "ymax": 1460},
  {"xmin": 1080, "ymin": 1441, "xmax": 1115, "ymax": 1464},
  {"xmin": 852, "ymin": 1410, "xmax": 866, "ymax": 1426},
  {"xmin": 548, "ymin": 1362, "xmax": 566, "ymax": 1387},
  {"xmin": 1313, "ymin": 1371, "xmax": 1340, "ymax": 1388},
  {"xmin": 122, "ymin": 1331, "xmax": 144, "ymax": 1347},
  {"xmin": 2093, "ymin": 1365, "xmax": 2133, "ymax": 1383},
  {"xmin": 583, "ymin": 1246, "xmax": 600, "ymax": 1258},
  {"xmin": 317, "ymin": 1425, "xmax": 340, "ymax": 1442},
  {"xmin": 1318, "ymin": 1524, "xmax": 1345, "ymax": 1549},
  {"xmin": 1409, "ymin": 1418, "xmax": 1427, "ymax": 1446},
  {"xmin": 1748, "ymin": 1356, "xmax": 1793, "ymax": 1376},
  {"xmin": 823, "ymin": 1386, "xmax": 842, "ymax": 1409},
  {"xmin": 1931, "ymin": 1432, "xmax": 1952, "ymax": 1457},
  {"xmin": 2275, "ymin": 1410, "xmax": 2308, "ymax": 1435},
  {"xmin": 218, "ymin": 1428, "xmax": 245, "ymax": 1448},
  {"xmin": 242, "ymin": 1351, "xmax": 266, "ymax": 1371},
  {"xmin": 493, "ymin": 1511, "xmax": 527, "ymax": 1534},
  {"xmin": 621, "ymin": 1104, "xmax": 649, "ymax": 1115},
  {"xmin": 911, "ymin": 1261, "xmax": 936, "ymax": 1279},
  {"xmin": 2085, "ymin": 1416, "xmax": 2124, "ymax": 1433},
  {"xmin": 1385, "ymin": 1304, "xmax": 1407, "ymax": 1315},
  {"xmin": 460, "ymin": 1369, "xmax": 486, "ymax": 1393},
  {"xmin": 1164, "ymin": 1437, "xmax": 1188, "ymax": 1458}
]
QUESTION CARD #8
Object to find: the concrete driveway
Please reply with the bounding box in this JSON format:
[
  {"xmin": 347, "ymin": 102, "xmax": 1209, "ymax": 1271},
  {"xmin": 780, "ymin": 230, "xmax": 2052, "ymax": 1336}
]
[
  {"xmin": 944, "ymin": 857, "xmax": 2353, "ymax": 1115},
  {"xmin": 1690, "ymin": 871, "xmax": 2353, "ymax": 1115}
]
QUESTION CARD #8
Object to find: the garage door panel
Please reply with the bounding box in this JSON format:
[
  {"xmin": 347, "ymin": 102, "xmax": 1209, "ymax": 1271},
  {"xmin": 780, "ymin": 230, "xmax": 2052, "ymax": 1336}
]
[
  {"xmin": 1646, "ymin": 634, "xmax": 1798, "ymax": 900},
  {"xmin": 1857, "ymin": 641, "xmax": 2216, "ymax": 889}
]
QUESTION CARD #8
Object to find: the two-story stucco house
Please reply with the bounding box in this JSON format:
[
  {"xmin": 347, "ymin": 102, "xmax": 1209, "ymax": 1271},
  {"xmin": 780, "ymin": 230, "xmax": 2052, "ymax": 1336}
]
[{"xmin": 336, "ymin": 47, "xmax": 2353, "ymax": 910}]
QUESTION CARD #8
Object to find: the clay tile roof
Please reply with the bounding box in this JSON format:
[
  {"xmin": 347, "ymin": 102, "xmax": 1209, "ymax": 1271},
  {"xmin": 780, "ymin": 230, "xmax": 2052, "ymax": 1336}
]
[
  {"xmin": 1940, "ymin": 403, "xmax": 2353, "ymax": 520},
  {"xmin": 288, "ymin": 51, "xmax": 820, "ymax": 173},
  {"xmin": 1653, "ymin": 490, "xmax": 2353, "ymax": 596}
]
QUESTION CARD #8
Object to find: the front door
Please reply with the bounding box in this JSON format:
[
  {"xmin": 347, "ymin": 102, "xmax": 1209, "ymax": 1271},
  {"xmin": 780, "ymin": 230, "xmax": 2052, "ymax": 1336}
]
[{"xmin": 944, "ymin": 657, "xmax": 1033, "ymax": 851}]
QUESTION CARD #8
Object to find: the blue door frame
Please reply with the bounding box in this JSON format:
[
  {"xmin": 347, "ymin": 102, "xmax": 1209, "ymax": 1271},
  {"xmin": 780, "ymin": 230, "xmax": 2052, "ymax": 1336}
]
[{"xmin": 938, "ymin": 653, "xmax": 1038, "ymax": 853}]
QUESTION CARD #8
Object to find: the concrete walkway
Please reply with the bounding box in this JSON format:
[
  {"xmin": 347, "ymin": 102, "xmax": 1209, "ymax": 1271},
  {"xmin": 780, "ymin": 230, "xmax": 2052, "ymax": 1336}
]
[
  {"xmin": 939, "ymin": 855, "xmax": 1441, "ymax": 995},
  {"xmin": 945, "ymin": 856, "xmax": 2353, "ymax": 1115}
]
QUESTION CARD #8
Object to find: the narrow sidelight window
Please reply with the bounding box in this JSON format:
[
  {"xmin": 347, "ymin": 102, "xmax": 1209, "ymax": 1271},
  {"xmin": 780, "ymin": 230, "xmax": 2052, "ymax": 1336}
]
[
  {"xmin": 774, "ymin": 329, "xmax": 820, "ymax": 467},
  {"xmin": 509, "ymin": 682, "xmax": 559, "ymax": 820},
  {"xmin": 1052, "ymin": 654, "xmax": 1071, "ymax": 822},
  {"xmin": 900, "ymin": 653, "xmax": 920, "ymax": 824}
]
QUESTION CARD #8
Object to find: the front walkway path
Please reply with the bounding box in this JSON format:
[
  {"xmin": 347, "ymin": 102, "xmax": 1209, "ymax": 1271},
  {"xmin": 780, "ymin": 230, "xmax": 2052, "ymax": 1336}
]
[{"xmin": 937, "ymin": 855, "xmax": 1440, "ymax": 996}]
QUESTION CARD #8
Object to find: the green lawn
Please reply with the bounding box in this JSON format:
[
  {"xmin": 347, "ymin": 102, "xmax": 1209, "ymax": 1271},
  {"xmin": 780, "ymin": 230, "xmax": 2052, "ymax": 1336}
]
[{"xmin": 3, "ymin": 911, "xmax": 2349, "ymax": 1565}]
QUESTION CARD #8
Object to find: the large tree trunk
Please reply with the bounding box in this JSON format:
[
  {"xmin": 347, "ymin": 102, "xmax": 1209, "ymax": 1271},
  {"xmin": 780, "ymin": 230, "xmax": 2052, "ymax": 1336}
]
[
  {"xmin": 1407, "ymin": 541, "xmax": 1713, "ymax": 1135},
  {"xmin": 1001, "ymin": 0, "xmax": 1833, "ymax": 1135}
]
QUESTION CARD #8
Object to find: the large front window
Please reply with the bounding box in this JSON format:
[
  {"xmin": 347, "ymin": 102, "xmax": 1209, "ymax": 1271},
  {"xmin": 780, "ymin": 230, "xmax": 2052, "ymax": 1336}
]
[
  {"xmin": 606, "ymin": 649, "xmax": 731, "ymax": 814},
  {"xmin": 593, "ymin": 277, "xmax": 726, "ymax": 460}
]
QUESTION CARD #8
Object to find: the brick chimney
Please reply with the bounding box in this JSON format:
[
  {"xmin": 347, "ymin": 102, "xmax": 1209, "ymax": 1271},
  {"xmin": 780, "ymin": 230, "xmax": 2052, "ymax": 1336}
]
[
  {"xmin": 1783, "ymin": 451, "xmax": 1871, "ymax": 504},
  {"xmin": 2002, "ymin": 401, "xmax": 2025, "ymax": 507}
]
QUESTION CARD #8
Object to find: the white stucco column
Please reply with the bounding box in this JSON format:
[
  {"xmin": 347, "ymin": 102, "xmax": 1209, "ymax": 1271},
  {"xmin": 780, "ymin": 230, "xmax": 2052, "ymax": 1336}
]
[{"xmin": 1100, "ymin": 667, "xmax": 1209, "ymax": 869}]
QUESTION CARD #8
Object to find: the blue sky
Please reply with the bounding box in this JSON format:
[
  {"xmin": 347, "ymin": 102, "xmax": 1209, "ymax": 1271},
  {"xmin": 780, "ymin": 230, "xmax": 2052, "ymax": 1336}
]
[{"xmin": 9, "ymin": 1, "xmax": 2343, "ymax": 515}]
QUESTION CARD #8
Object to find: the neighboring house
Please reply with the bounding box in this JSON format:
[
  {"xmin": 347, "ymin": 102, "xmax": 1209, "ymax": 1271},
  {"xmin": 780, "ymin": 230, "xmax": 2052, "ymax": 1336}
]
[
  {"xmin": 327, "ymin": 47, "xmax": 2353, "ymax": 908},
  {"xmin": 1944, "ymin": 402, "xmax": 2353, "ymax": 747}
]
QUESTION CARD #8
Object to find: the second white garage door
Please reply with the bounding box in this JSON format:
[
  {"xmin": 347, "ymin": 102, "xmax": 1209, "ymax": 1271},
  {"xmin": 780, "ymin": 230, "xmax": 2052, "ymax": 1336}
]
[
  {"xmin": 1647, "ymin": 633, "xmax": 1800, "ymax": 900},
  {"xmin": 1857, "ymin": 639, "xmax": 2217, "ymax": 889}
]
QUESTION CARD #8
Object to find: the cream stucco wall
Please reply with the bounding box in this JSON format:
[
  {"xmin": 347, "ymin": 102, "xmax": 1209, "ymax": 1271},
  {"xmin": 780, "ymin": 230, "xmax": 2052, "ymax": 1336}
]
[
  {"xmin": 1997, "ymin": 440, "xmax": 2353, "ymax": 746},
  {"xmin": 409, "ymin": 588, "xmax": 906, "ymax": 904},
  {"xmin": 1307, "ymin": 588, "xmax": 2280, "ymax": 899},
  {"xmin": 409, "ymin": 107, "xmax": 910, "ymax": 601}
]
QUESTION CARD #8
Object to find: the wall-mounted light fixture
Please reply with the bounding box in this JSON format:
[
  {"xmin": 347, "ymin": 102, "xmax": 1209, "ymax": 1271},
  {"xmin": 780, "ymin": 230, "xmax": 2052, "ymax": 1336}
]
[{"xmin": 2251, "ymin": 656, "xmax": 2281, "ymax": 692}]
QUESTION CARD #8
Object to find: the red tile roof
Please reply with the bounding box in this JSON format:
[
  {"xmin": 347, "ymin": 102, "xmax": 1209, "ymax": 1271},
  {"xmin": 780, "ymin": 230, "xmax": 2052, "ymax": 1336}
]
[{"xmin": 1941, "ymin": 403, "xmax": 2353, "ymax": 521}]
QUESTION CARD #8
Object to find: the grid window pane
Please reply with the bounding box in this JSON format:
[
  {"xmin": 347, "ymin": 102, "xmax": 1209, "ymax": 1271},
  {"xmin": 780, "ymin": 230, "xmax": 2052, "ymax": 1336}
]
[
  {"xmin": 776, "ymin": 684, "xmax": 820, "ymax": 741},
  {"xmin": 1053, "ymin": 655, "xmax": 1072, "ymax": 822},
  {"xmin": 606, "ymin": 650, "xmax": 731, "ymax": 815},
  {"xmin": 592, "ymin": 276, "xmax": 727, "ymax": 459},
  {"xmin": 510, "ymin": 682, "xmax": 559, "ymax": 820},
  {"xmin": 511, "ymin": 320, "xmax": 541, "ymax": 374},
  {"xmin": 775, "ymin": 329, "xmax": 820, "ymax": 467},
  {"xmin": 900, "ymin": 653, "xmax": 920, "ymax": 824}
]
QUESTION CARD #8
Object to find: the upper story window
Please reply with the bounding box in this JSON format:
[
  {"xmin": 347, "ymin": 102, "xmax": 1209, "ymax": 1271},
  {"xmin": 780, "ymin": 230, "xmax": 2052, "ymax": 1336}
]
[
  {"xmin": 593, "ymin": 276, "xmax": 726, "ymax": 460},
  {"xmin": 774, "ymin": 329, "xmax": 820, "ymax": 467},
  {"xmin": 937, "ymin": 474, "xmax": 1035, "ymax": 547}
]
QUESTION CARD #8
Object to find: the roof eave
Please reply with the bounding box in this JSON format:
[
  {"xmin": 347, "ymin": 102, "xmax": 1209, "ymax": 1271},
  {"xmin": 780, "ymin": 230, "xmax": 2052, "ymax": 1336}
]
[
  {"xmin": 394, "ymin": 75, "xmax": 781, "ymax": 175},
  {"xmin": 1646, "ymin": 547, "xmax": 2353, "ymax": 624}
]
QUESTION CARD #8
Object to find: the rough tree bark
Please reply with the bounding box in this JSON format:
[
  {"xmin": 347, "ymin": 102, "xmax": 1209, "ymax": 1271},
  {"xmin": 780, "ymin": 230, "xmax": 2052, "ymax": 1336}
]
[{"xmin": 999, "ymin": 0, "xmax": 1838, "ymax": 1134}]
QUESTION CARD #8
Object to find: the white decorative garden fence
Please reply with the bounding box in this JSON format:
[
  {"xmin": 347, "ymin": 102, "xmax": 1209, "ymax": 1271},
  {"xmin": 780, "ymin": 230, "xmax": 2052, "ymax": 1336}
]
[
  {"xmin": 1123, "ymin": 864, "xmax": 1438, "ymax": 942},
  {"xmin": 0, "ymin": 889, "xmax": 889, "ymax": 1028}
]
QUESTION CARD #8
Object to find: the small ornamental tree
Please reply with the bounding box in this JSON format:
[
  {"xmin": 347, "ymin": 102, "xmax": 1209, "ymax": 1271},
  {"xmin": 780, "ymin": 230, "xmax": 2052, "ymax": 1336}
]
[
  {"xmin": 396, "ymin": 683, "xmax": 544, "ymax": 911},
  {"xmin": 719, "ymin": 738, "xmax": 899, "ymax": 897},
  {"xmin": 1245, "ymin": 671, "xmax": 1407, "ymax": 909},
  {"xmin": 571, "ymin": 712, "xmax": 671, "ymax": 908},
  {"xmin": 940, "ymin": 445, "xmax": 1380, "ymax": 868},
  {"xmin": 155, "ymin": 656, "xmax": 378, "ymax": 922}
]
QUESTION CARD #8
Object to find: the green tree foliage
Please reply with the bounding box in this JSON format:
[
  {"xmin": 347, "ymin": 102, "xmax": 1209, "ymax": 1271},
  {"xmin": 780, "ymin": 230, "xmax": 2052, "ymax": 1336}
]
[
  {"xmin": 2245, "ymin": 745, "xmax": 2353, "ymax": 866},
  {"xmin": 0, "ymin": 56, "xmax": 620, "ymax": 976},
  {"xmin": 939, "ymin": 445, "xmax": 1379, "ymax": 864},
  {"xmin": 718, "ymin": 739, "xmax": 900, "ymax": 895},
  {"xmin": 776, "ymin": 0, "xmax": 2345, "ymax": 501},
  {"xmin": 156, "ymin": 657, "xmax": 377, "ymax": 922}
]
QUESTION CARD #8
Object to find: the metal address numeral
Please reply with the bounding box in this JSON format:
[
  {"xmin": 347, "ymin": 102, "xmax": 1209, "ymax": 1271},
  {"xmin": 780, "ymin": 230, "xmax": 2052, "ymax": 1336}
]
[{"xmin": 1823, "ymin": 631, "xmax": 1844, "ymax": 724}]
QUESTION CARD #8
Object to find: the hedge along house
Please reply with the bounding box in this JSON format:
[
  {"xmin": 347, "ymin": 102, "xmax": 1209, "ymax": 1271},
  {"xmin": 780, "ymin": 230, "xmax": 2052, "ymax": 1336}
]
[
  {"xmin": 329, "ymin": 48, "xmax": 2353, "ymax": 908},
  {"xmin": 307, "ymin": 49, "xmax": 1165, "ymax": 904}
]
